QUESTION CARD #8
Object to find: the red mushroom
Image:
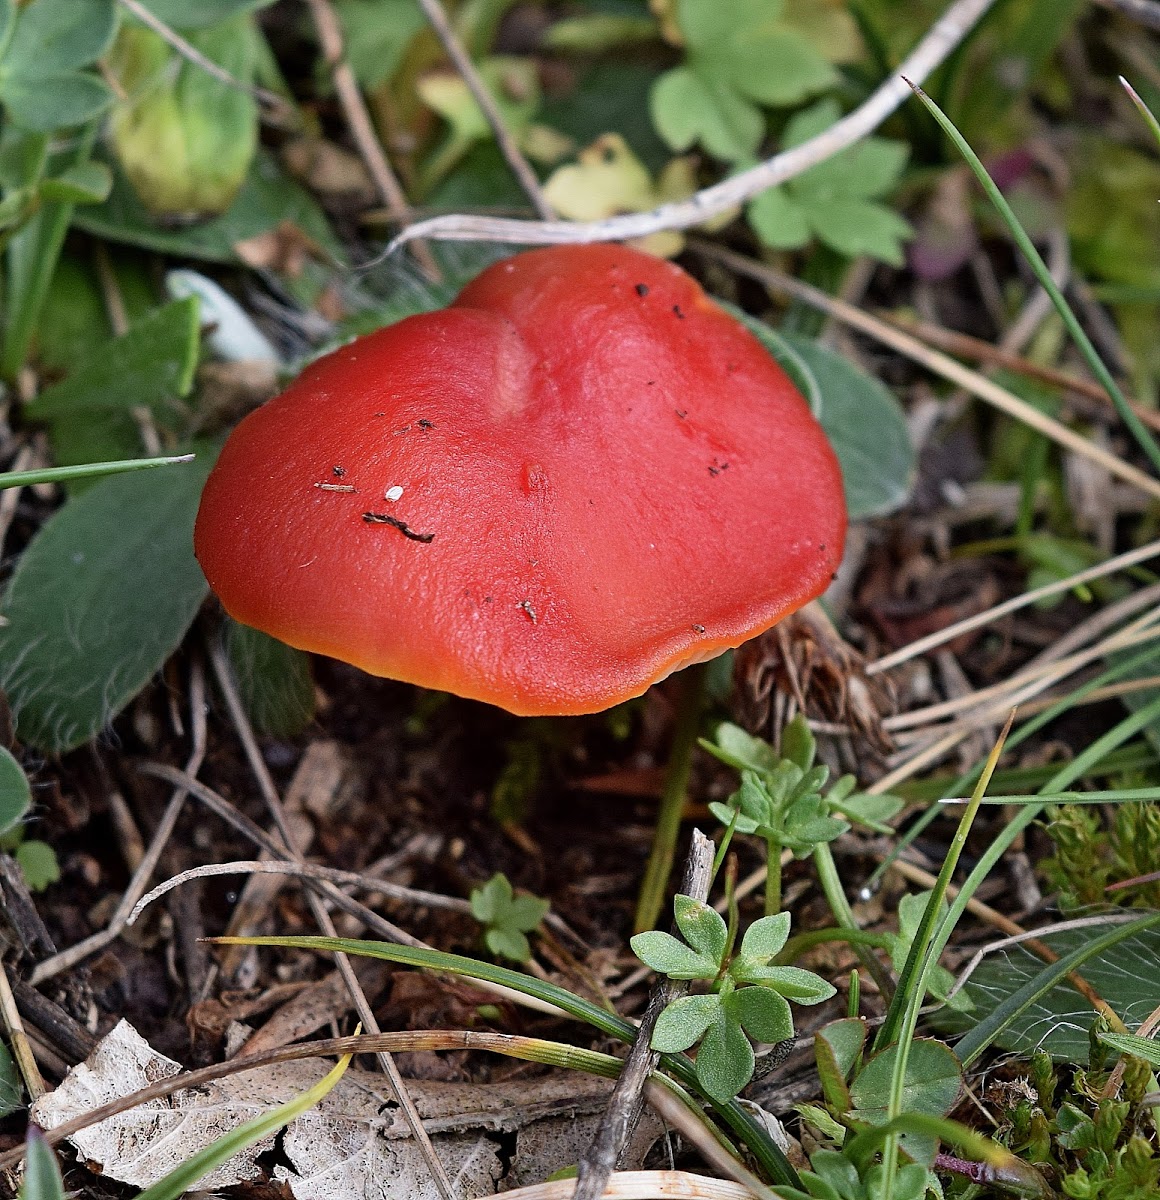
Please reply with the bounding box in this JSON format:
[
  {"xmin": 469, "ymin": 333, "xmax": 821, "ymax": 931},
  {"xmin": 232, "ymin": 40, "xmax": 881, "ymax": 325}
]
[{"xmin": 194, "ymin": 244, "xmax": 846, "ymax": 715}]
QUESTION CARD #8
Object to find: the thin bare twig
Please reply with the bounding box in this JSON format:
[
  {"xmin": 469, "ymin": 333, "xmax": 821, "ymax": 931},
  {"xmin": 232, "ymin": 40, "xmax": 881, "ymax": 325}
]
[
  {"xmin": 574, "ymin": 830, "xmax": 715, "ymax": 1200},
  {"xmin": 0, "ymin": 965, "xmax": 44, "ymax": 1100},
  {"xmin": 115, "ymin": 0, "xmax": 292, "ymax": 119},
  {"xmin": 386, "ymin": 0, "xmax": 998, "ymax": 250},
  {"xmin": 304, "ymin": 0, "xmax": 441, "ymax": 280},
  {"xmin": 207, "ymin": 640, "xmax": 459, "ymax": 1200},
  {"xmin": 129, "ymin": 858, "xmax": 474, "ymax": 925},
  {"xmin": 412, "ymin": 0, "xmax": 551, "ymax": 218},
  {"xmin": 869, "ymin": 537, "xmax": 1160, "ymax": 675},
  {"xmin": 29, "ymin": 660, "xmax": 209, "ymax": 986}
]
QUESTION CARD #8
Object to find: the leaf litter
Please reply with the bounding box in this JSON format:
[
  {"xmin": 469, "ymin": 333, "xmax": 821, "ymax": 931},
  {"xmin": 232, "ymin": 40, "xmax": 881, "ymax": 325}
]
[{"xmin": 31, "ymin": 1020, "xmax": 663, "ymax": 1197}]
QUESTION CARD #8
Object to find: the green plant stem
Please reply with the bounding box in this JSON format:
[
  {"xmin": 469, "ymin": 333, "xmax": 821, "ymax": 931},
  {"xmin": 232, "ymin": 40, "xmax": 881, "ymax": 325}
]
[
  {"xmin": 813, "ymin": 841, "xmax": 894, "ymax": 999},
  {"xmin": 908, "ymin": 80, "xmax": 1160, "ymax": 477},
  {"xmin": 0, "ymin": 454, "xmax": 195, "ymax": 491},
  {"xmin": 779, "ymin": 927, "xmax": 893, "ymax": 962},
  {"xmin": 635, "ymin": 663, "xmax": 706, "ymax": 935},
  {"xmin": 764, "ymin": 838, "xmax": 782, "ymax": 916},
  {"xmin": 2, "ymin": 125, "xmax": 98, "ymax": 380},
  {"xmin": 877, "ymin": 717, "xmax": 1012, "ymax": 1200}
]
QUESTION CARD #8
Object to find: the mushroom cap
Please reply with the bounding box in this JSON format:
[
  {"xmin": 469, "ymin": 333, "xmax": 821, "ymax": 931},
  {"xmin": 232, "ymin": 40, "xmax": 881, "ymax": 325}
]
[{"xmin": 194, "ymin": 245, "xmax": 846, "ymax": 715}]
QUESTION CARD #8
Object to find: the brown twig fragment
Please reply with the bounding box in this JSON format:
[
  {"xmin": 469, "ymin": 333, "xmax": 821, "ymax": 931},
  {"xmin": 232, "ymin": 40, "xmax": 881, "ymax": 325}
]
[
  {"xmin": 304, "ymin": 0, "xmax": 441, "ymax": 279},
  {"xmin": 573, "ymin": 830, "xmax": 715, "ymax": 1200},
  {"xmin": 412, "ymin": 0, "xmax": 552, "ymax": 219}
]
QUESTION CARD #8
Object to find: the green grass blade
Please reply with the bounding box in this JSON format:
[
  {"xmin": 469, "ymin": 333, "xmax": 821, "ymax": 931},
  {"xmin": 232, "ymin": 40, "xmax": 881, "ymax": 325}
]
[
  {"xmin": 1099, "ymin": 1030, "xmax": 1160, "ymax": 1067},
  {"xmin": 874, "ymin": 717, "xmax": 1012, "ymax": 1053},
  {"xmin": 19, "ymin": 1130, "xmax": 65, "ymax": 1200},
  {"xmin": 867, "ymin": 638, "xmax": 1160, "ymax": 889},
  {"xmin": 0, "ymin": 454, "xmax": 195, "ymax": 491},
  {"xmin": 907, "ymin": 80, "xmax": 1160, "ymax": 477},
  {"xmin": 137, "ymin": 1049, "xmax": 353, "ymax": 1200},
  {"xmin": 213, "ymin": 935, "xmax": 801, "ymax": 1188},
  {"xmin": 948, "ymin": 785, "xmax": 1160, "ymax": 805},
  {"xmin": 954, "ymin": 911, "xmax": 1160, "ymax": 1068},
  {"xmin": 1121, "ymin": 76, "xmax": 1160, "ymax": 153}
]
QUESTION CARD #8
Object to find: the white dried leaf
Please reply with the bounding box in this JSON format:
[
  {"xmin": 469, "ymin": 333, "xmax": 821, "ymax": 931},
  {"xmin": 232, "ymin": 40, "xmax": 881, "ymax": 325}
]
[{"xmin": 31, "ymin": 1020, "xmax": 662, "ymax": 1197}]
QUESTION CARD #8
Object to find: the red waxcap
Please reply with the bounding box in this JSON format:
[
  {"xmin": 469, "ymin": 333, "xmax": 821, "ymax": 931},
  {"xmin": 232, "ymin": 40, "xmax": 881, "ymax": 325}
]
[{"xmin": 194, "ymin": 245, "xmax": 847, "ymax": 715}]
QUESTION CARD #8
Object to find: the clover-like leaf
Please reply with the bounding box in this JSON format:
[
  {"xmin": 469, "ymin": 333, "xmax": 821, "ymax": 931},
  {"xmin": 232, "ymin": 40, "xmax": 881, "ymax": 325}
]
[
  {"xmin": 833, "ymin": 790, "xmax": 903, "ymax": 833},
  {"xmin": 748, "ymin": 99, "xmax": 911, "ymax": 264},
  {"xmin": 630, "ymin": 930, "xmax": 718, "ymax": 980},
  {"xmin": 696, "ymin": 1006, "xmax": 756, "ymax": 1103},
  {"xmin": 809, "ymin": 1149, "xmax": 863, "ymax": 1200},
  {"xmin": 738, "ymin": 911, "xmax": 791, "ymax": 962},
  {"xmin": 470, "ymin": 872, "xmax": 550, "ymax": 962},
  {"xmin": 732, "ymin": 963, "xmax": 836, "ymax": 1006},
  {"xmin": 702, "ymin": 723, "xmax": 782, "ymax": 776},
  {"xmin": 725, "ymin": 985, "xmax": 793, "ymax": 1045},
  {"xmin": 651, "ymin": 993, "xmax": 722, "ymax": 1053},
  {"xmin": 674, "ymin": 894, "xmax": 728, "ymax": 965}
]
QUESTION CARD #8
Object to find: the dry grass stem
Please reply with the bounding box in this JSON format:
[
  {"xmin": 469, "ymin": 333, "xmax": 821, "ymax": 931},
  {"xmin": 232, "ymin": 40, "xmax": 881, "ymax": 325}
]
[
  {"xmin": 700, "ymin": 245, "xmax": 1160, "ymax": 506},
  {"xmin": 115, "ymin": 0, "xmax": 291, "ymax": 118},
  {"xmin": 29, "ymin": 661, "xmax": 209, "ymax": 986},
  {"xmin": 385, "ymin": 0, "xmax": 998, "ymax": 250},
  {"xmin": 413, "ymin": 0, "xmax": 552, "ymax": 218},
  {"xmin": 304, "ymin": 0, "xmax": 441, "ymax": 279},
  {"xmin": 0, "ymin": 964, "xmax": 45, "ymax": 1100},
  {"xmin": 207, "ymin": 639, "xmax": 459, "ymax": 1200},
  {"xmin": 128, "ymin": 858, "xmax": 474, "ymax": 926}
]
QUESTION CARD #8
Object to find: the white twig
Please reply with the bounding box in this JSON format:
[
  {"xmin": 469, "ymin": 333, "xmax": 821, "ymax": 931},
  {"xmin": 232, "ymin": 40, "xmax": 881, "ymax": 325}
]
[
  {"xmin": 947, "ymin": 913, "xmax": 1142, "ymax": 1001},
  {"xmin": 385, "ymin": 0, "xmax": 998, "ymax": 251},
  {"xmin": 129, "ymin": 859, "xmax": 473, "ymax": 925}
]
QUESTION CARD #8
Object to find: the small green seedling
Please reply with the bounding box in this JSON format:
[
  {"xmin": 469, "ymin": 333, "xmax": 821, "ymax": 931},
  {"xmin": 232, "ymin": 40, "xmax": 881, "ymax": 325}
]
[
  {"xmin": 470, "ymin": 873, "xmax": 550, "ymax": 963},
  {"xmin": 632, "ymin": 898, "xmax": 834, "ymax": 1103},
  {"xmin": 705, "ymin": 716, "xmax": 902, "ymax": 914},
  {"xmin": 0, "ymin": 748, "xmax": 59, "ymax": 893}
]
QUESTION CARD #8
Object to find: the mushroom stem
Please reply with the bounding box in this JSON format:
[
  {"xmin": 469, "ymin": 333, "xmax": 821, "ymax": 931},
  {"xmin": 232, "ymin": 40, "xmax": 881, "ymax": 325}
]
[{"xmin": 633, "ymin": 664, "xmax": 708, "ymax": 935}]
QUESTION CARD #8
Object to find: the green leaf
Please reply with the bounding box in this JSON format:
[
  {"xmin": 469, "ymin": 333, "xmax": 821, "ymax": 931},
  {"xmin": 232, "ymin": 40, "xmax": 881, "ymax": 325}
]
[
  {"xmin": 630, "ymin": 930, "xmax": 717, "ymax": 979},
  {"xmin": 674, "ymin": 894, "xmax": 728, "ymax": 964},
  {"xmin": 725, "ymin": 25, "xmax": 836, "ymax": 109},
  {"xmin": 0, "ymin": 747, "xmax": 31, "ymax": 838},
  {"xmin": 937, "ymin": 918, "xmax": 1160, "ymax": 1063},
  {"xmin": 19, "ymin": 1129, "xmax": 65, "ymax": 1200},
  {"xmin": 30, "ymin": 297, "xmax": 201, "ymax": 470},
  {"xmin": 485, "ymin": 926, "xmax": 532, "ymax": 962},
  {"xmin": 15, "ymin": 841, "xmax": 59, "ymax": 892},
  {"xmin": 39, "ymin": 161, "xmax": 113, "ymax": 205},
  {"xmin": 702, "ymin": 722, "xmax": 781, "ymax": 777},
  {"xmin": 0, "ymin": 1038, "xmax": 21, "ymax": 1119},
  {"xmin": 836, "ymin": 792, "xmax": 903, "ymax": 830},
  {"xmin": 0, "ymin": 458, "xmax": 214, "ymax": 752},
  {"xmin": 4, "ymin": 0, "xmax": 116, "ymax": 72},
  {"xmin": 135, "ymin": 0, "xmax": 276, "ymax": 29},
  {"xmin": 696, "ymin": 1008, "xmax": 755, "ymax": 1103},
  {"xmin": 779, "ymin": 333, "xmax": 915, "ymax": 520},
  {"xmin": 74, "ymin": 150, "xmax": 342, "ymax": 265},
  {"xmin": 739, "ymin": 911, "xmax": 792, "ymax": 961},
  {"xmin": 814, "ymin": 1018, "xmax": 865, "ymax": 1111},
  {"xmin": 781, "ymin": 714, "xmax": 815, "ymax": 771},
  {"xmin": 1098, "ymin": 1030, "xmax": 1160, "ymax": 1067},
  {"xmin": 138, "ymin": 1048, "xmax": 352, "ymax": 1200},
  {"xmin": 809, "ymin": 1150, "xmax": 861, "ymax": 1200},
  {"xmin": 0, "ymin": 72, "xmax": 112, "ymax": 131},
  {"xmin": 849, "ymin": 1039, "xmax": 963, "ymax": 1124},
  {"xmin": 225, "ymin": 620, "xmax": 315, "ymax": 738},
  {"xmin": 726, "ymin": 985, "xmax": 793, "ymax": 1045},
  {"xmin": 470, "ymin": 873, "xmax": 512, "ymax": 923},
  {"xmin": 650, "ymin": 66, "xmax": 763, "ymax": 162},
  {"xmin": 733, "ymin": 964, "xmax": 836, "ymax": 1006},
  {"xmin": 333, "ymin": 0, "xmax": 426, "ymax": 87},
  {"xmin": 651, "ymin": 993, "xmax": 721, "ymax": 1052},
  {"xmin": 506, "ymin": 891, "xmax": 551, "ymax": 931},
  {"xmin": 806, "ymin": 197, "xmax": 913, "ymax": 265}
]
